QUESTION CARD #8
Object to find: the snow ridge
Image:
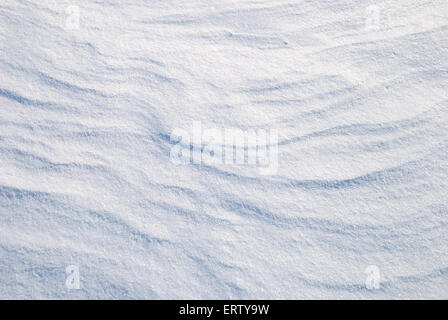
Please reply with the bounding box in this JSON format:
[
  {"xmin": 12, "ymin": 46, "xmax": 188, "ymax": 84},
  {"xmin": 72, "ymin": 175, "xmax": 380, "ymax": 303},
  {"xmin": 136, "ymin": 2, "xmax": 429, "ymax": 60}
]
[{"xmin": 0, "ymin": 0, "xmax": 447, "ymax": 299}]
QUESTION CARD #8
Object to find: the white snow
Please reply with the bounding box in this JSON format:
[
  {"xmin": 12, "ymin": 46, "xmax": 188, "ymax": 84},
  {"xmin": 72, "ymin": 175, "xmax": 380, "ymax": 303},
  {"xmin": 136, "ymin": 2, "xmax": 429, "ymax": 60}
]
[{"xmin": 0, "ymin": 0, "xmax": 447, "ymax": 299}]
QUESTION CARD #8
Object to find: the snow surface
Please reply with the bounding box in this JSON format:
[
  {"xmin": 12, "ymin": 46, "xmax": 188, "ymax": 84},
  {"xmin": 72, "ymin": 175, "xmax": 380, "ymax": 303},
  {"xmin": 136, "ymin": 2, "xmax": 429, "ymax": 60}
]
[{"xmin": 0, "ymin": 0, "xmax": 447, "ymax": 299}]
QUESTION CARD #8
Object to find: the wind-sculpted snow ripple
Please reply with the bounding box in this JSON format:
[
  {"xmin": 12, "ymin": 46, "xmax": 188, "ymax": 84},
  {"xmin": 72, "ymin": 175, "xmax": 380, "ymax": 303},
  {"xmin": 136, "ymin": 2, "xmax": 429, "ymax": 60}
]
[{"xmin": 0, "ymin": 0, "xmax": 447, "ymax": 299}]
